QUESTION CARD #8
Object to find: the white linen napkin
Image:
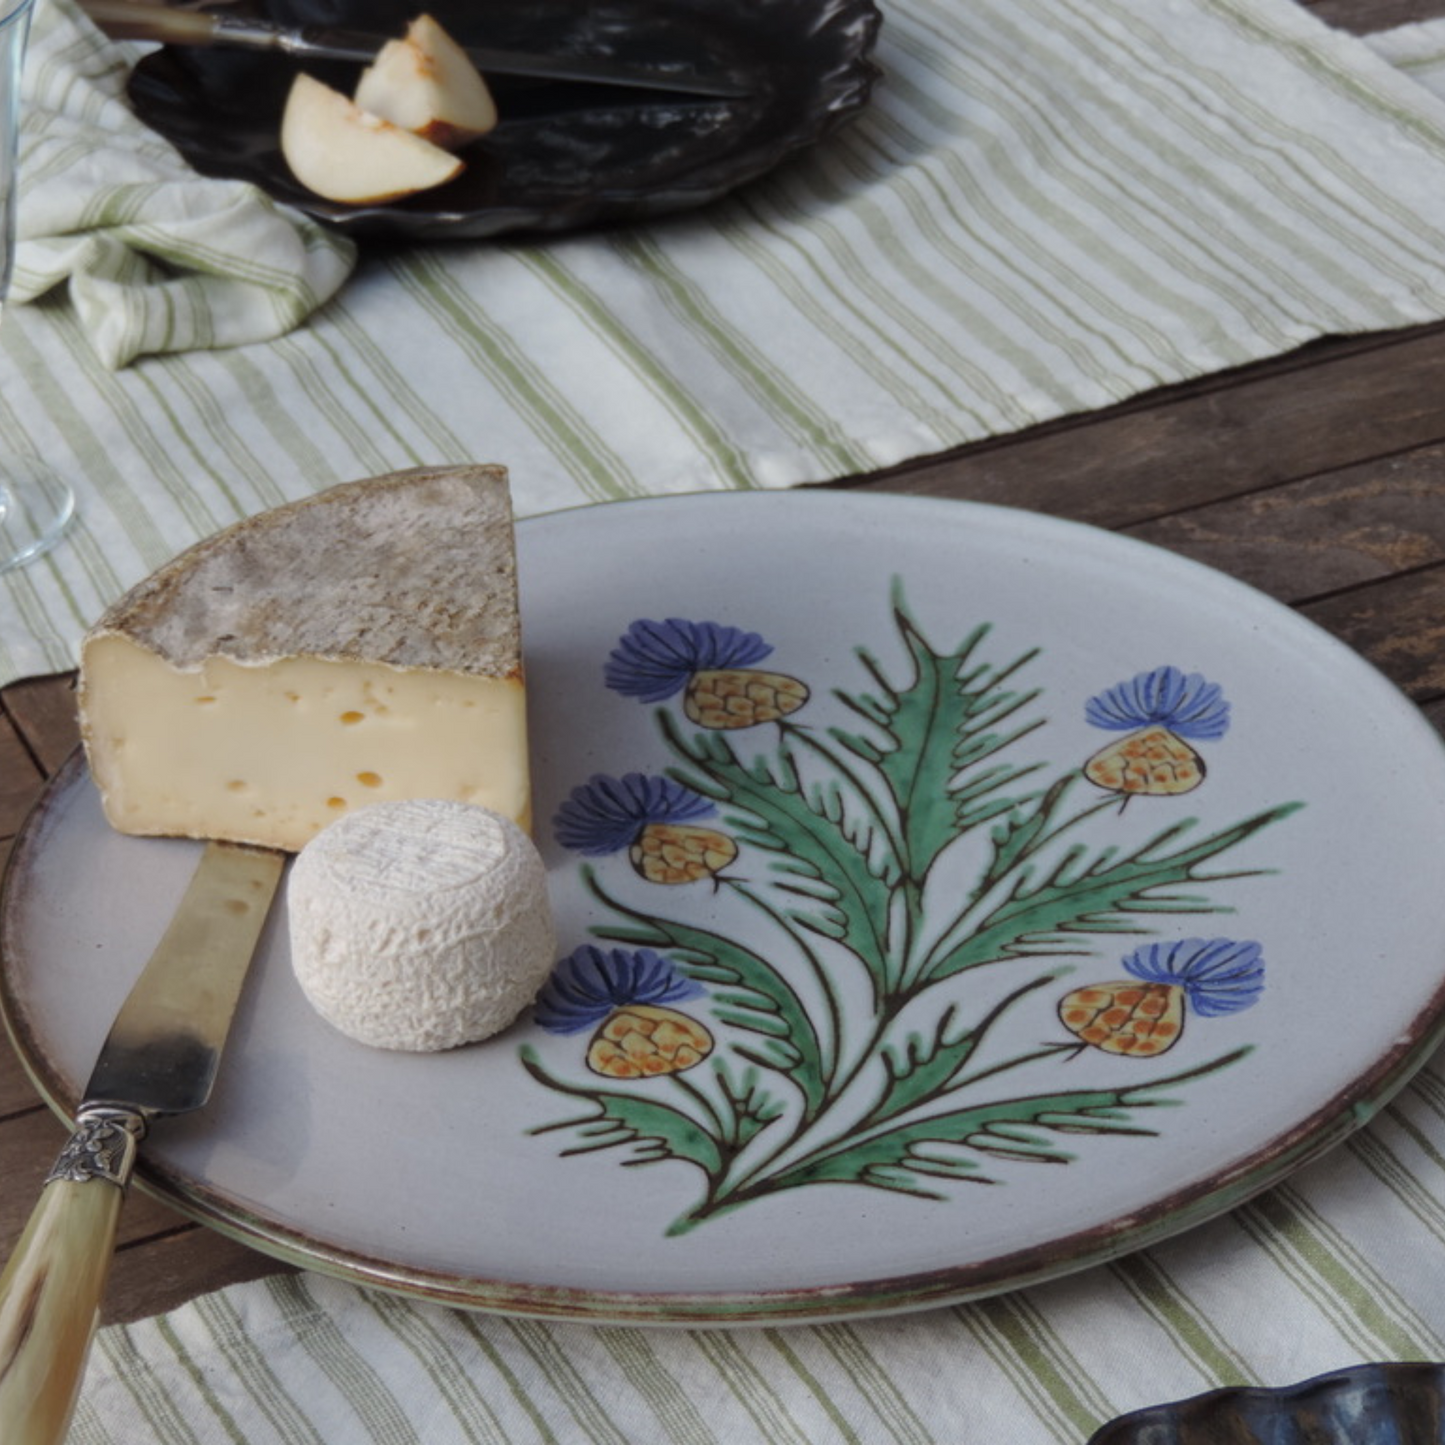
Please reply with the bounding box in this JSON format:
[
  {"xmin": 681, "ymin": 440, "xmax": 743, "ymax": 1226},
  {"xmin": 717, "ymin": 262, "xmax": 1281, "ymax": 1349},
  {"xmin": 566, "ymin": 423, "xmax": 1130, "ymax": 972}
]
[{"xmin": 8, "ymin": 0, "xmax": 355, "ymax": 370}]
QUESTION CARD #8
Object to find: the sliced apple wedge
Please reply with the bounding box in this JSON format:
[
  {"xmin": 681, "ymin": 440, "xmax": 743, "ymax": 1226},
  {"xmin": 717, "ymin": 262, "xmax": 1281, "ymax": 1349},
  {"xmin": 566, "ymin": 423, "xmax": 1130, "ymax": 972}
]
[
  {"xmin": 354, "ymin": 14, "xmax": 498, "ymax": 150},
  {"xmin": 280, "ymin": 72, "xmax": 464, "ymax": 204}
]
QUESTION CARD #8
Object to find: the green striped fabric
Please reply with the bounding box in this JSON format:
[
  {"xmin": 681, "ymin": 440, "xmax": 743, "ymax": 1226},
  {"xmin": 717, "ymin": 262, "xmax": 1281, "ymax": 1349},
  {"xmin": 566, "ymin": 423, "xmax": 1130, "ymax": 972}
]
[
  {"xmin": 10, "ymin": 0, "xmax": 1445, "ymax": 685},
  {"xmin": 10, "ymin": 0, "xmax": 354, "ymax": 372}
]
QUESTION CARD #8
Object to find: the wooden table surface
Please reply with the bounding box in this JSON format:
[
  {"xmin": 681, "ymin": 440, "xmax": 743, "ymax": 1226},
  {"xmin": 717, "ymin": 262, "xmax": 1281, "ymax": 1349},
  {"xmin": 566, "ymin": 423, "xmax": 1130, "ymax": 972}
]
[{"xmin": 5, "ymin": 0, "xmax": 1445, "ymax": 1329}]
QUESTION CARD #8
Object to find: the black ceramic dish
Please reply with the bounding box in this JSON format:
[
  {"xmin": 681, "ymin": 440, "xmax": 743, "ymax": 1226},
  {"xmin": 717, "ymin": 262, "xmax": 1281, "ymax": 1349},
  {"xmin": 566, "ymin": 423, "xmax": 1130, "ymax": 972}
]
[
  {"xmin": 1087, "ymin": 1363, "xmax": 1445, "ymax": 1444},
  {"xmin": 126, "ymin": 0, "xmax": 883, "ymax": 240}
]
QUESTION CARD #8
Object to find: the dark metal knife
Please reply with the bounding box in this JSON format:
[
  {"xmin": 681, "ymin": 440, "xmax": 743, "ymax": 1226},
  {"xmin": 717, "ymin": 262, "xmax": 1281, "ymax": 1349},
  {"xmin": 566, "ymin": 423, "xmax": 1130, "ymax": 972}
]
[
  {"xmin": 0, "ymin": 842, "xmax": 284, "ymax": 1445},
  {"xmin": 79, "ymin": 0, "xmax": 750, "ymax": 98}
]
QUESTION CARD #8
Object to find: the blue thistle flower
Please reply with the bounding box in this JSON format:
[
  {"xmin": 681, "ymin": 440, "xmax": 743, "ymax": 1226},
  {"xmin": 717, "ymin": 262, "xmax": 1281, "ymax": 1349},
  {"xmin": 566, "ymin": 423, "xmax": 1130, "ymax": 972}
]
[
  {"xmin": 534, "ymin": 947, "xmax": 705, "ymax": 1034},
  {"xmin": 605, "ymin": 618, "xmax": 774, "ymax": 702},
  {"xmin": 1085, "ymin": 666, "xmax": 1230, "ymax": 741},
  {"xmin": 1121, "ymin": 938, "xmax": 1264, "ymax": 1017},
  {"xmin": 553, "ymin": 773, "xmax": 716, "ymax": 856}
]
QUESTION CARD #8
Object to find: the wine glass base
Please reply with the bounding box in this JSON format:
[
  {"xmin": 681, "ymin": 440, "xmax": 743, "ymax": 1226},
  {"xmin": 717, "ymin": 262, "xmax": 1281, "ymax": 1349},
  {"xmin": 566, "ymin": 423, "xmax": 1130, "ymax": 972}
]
[{"xmin": 0, "ymin": 459, "xmax": 75, "ymax": 573}]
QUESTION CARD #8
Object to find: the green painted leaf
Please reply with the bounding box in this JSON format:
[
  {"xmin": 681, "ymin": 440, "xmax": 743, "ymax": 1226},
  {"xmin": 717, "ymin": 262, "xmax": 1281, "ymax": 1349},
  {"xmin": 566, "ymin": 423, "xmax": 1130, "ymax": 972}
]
[
  {"xmin": 832, "ymin": 595, "xmax": 1045, "ymax": 882},
  {"xmin": 767, "ymin": 1050, "xmax": 1249, "ymax": 1197},
  {"xmin": 711, "ymin": 1060, "xmax": 788, "ymax": 1150},
  {"xmin": 975, "ymin": 775, "xmax": 1106, "ymax": 896},
  {"xmin": 585, "ymin": 868, "xmax": 833, "ymax": 1119},
  {"xmin": 661, "ymin": 712, "xmax": 898, "ymax": 978},
  {"xmin": 872, "ymin": 975, "xmax": 1060, "ymax": 1123},
  {"xmin": 522, "ymin": 1046, "xmax": 725, "ymax": 1176},
  {"xmin": 923, "ymin": 803, "xmax": 1303, "ymax": 982}
]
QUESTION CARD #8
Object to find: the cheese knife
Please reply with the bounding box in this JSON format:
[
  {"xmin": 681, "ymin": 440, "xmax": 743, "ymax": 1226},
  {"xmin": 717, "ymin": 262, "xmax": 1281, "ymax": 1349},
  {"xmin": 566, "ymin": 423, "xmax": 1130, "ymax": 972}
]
[
  {"xmin": 78, "ymin": 0, "xmax": 751, "ymax": 98},
  {"xmin": 0, "ymin": 841, "xmax": 284, "ymax": 1445}
]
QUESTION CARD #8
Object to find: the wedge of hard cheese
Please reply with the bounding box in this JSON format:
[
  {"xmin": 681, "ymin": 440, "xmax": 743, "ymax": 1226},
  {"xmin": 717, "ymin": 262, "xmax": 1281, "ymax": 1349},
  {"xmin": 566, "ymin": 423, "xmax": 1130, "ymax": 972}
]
[{"xmin": 79, "ymin": 465, "xmax": 530, "ymax": 852}]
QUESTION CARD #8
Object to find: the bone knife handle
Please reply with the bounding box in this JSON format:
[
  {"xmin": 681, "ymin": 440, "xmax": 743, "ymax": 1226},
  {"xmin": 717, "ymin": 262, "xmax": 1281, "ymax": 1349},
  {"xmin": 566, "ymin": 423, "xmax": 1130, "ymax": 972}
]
[{"xmin": 0, "ymin": 1110, "xmax": 145, "ymax": 1445}]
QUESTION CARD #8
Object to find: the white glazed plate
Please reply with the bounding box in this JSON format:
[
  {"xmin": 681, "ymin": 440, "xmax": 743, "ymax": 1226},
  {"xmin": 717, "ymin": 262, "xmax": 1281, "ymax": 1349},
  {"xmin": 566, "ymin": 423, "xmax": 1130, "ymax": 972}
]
[{"xmin": 6, "ymin": 491, "xmax": 1445, "ymax": 1324}]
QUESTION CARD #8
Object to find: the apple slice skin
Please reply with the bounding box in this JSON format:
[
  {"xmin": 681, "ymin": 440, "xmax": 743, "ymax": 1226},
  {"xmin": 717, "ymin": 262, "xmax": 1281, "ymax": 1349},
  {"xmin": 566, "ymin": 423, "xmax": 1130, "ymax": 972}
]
[
  {"xmin": 355, "ymin": 14, "xmax": 499, "ymax": 150},
  {"xmin": 280, "ymin": 72, "xmax": 465, "ymax": 205}
]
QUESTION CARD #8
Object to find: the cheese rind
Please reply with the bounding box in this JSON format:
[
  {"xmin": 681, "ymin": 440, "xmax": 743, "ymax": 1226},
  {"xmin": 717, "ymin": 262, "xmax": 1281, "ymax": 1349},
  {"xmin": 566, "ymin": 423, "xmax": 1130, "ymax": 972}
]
[
  {"xmin": 79, "ymin": 466, "xmax": 530, "ymax": 852},
  {"xmin": 288, "ymin": 799, "xmax": 555, "ymax": 1052}
]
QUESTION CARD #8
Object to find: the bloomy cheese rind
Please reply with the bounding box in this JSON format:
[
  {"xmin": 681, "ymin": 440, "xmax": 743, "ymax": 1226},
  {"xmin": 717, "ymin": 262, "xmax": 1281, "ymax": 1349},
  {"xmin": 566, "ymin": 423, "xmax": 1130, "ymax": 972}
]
[{"xmin": 288, "ymin": 798, "xmax": 555, "ymax": 1052}]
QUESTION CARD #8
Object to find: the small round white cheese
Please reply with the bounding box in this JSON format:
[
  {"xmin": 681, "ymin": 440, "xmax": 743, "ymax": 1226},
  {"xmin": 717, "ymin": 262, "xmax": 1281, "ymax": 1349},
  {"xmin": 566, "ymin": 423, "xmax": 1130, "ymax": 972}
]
[{"xmin": 288, "ymin": 798, "xmax": 554, "ymax": 1051}]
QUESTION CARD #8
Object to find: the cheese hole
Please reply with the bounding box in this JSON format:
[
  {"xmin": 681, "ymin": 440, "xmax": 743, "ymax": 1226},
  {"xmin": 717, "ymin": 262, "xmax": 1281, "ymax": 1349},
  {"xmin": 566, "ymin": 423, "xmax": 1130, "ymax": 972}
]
[
  {"xmin": 356, "ymin": 771, "xmax": 383, "ymax": 788},
  {"xmin": 339, "ymin": 710, "xmax": 365, "ymax": 725},
  {"xmin": 327, "ymin": 796, "xmax": 347, "ymax": 810}
]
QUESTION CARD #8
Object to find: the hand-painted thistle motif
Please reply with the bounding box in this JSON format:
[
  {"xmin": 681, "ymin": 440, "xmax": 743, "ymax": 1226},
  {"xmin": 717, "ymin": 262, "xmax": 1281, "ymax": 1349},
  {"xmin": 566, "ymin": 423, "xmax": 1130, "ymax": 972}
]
[
  {"xmin": 523, "ymin": 588, "xmax": 1301, "ymax": 1235},
  {"xmin": 1084, "ymin": 665, "xmax": 1230, "ymax": 799},
  {"xmin": 534, "ymin": 946, "xmax": 714, "ymax": 1079},
  {"xmin": 605, "ymin": 618, "xmax": 809, "ymax": 729},
  {"xmin": 553, "ymin": 773, "xmax": 738, "ymax": 885},
  {"xmin": 1058, "ymin": 938, "xmax": 1265, "ymax": 1057}
]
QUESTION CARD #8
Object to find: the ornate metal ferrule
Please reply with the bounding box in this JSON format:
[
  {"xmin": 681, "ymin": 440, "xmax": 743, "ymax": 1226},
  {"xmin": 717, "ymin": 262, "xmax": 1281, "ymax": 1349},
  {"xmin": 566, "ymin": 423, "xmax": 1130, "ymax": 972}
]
[{"xmin": 44, "ymin": 1106, "xmax": 148, "ymax": 1190}]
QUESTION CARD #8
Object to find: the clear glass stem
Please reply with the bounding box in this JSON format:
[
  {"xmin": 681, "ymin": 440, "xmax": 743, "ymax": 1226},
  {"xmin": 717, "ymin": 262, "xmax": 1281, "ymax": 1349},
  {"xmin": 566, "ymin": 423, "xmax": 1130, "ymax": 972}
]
[{"xmin": 0, "ymin": 455, "xmax": 77, "ymax": 573}]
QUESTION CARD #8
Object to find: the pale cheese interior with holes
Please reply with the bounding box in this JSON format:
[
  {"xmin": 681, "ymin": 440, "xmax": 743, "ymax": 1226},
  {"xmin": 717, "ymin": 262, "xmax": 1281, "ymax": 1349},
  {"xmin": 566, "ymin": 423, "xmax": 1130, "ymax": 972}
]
[
  {"xmin": 289, "ymin": 798, "xmax": 555, "ymax": 1051},
  {"xmin": 80, "ymin": 644, "xmax": 529, "ymax": 851},
  {"xmin": 78, "ymin": 465, "xmax": 529, "ymax": 853}
]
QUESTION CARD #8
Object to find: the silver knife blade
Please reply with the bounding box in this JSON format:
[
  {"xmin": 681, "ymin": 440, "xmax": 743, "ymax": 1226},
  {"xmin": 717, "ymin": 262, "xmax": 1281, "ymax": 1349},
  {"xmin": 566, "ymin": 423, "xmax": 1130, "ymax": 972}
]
[
  {"xmin": 240, "ymin": 17, "xmax": 751, "ymax": 97},
  {"xmin": 79, "ymin": 0, "xmax": 750, "ymax": 98},
  {"xmin": 0, "ymin": 841, "xmax": 282, "ymax": 1443},
  {"xmin": 83, "ymin": 840, "xmax": 284, "ymax": 1118}
]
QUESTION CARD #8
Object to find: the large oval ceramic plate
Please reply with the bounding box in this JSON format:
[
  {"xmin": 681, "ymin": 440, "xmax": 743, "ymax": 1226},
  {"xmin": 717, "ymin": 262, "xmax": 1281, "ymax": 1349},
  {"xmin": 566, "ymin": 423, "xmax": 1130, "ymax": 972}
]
[
  {"xmin": 6, "ymin": 491, "xmax": 1445, "ymax": 1324},
  {"xmin": 126, "ymin": 0, "xmax": 881, "ymax": 239}
]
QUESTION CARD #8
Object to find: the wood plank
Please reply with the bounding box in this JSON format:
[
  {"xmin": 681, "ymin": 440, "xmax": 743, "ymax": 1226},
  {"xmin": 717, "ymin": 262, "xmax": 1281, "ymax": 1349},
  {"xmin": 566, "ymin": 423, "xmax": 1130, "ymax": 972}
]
[
  {"xmin": 1, "ymin": 705, "xmax": 52, "ymax": 1114},
  {"xmin": 853, "ymin": 328, "xmax": 1445, "ymax": 529},
  {"xmin": 0, "ymin": 1037, "xmax": 42, "ymax": 1118},
  {"xmin": 1300, "ymin": 566, "xmax": 1445, "ymax": 699},
  {"xmin": 2, "ymin": 673, "xmax": 80, "ymax": 775},
  {"xmin": 0, "ymin": 704, "xmax": 44, "ymax": 1114},
  {"xmin": 1124, "ymin": 448, "xmax": 1445, "ymax": 603},
  {"xmin": 104, "ymin": 1229, "xmax": 293, "ymax": 1326},
  {"xmin": 0, "ymin": 710, "xmax": 43, "ymax": 843}
]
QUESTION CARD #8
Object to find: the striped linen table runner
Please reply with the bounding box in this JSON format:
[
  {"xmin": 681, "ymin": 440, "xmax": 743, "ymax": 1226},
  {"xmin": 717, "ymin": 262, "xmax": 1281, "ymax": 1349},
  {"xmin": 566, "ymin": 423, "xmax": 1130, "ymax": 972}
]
[{"xmin": 10, "ymin": 0, "xmax": 1445, "ymax": 686}]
